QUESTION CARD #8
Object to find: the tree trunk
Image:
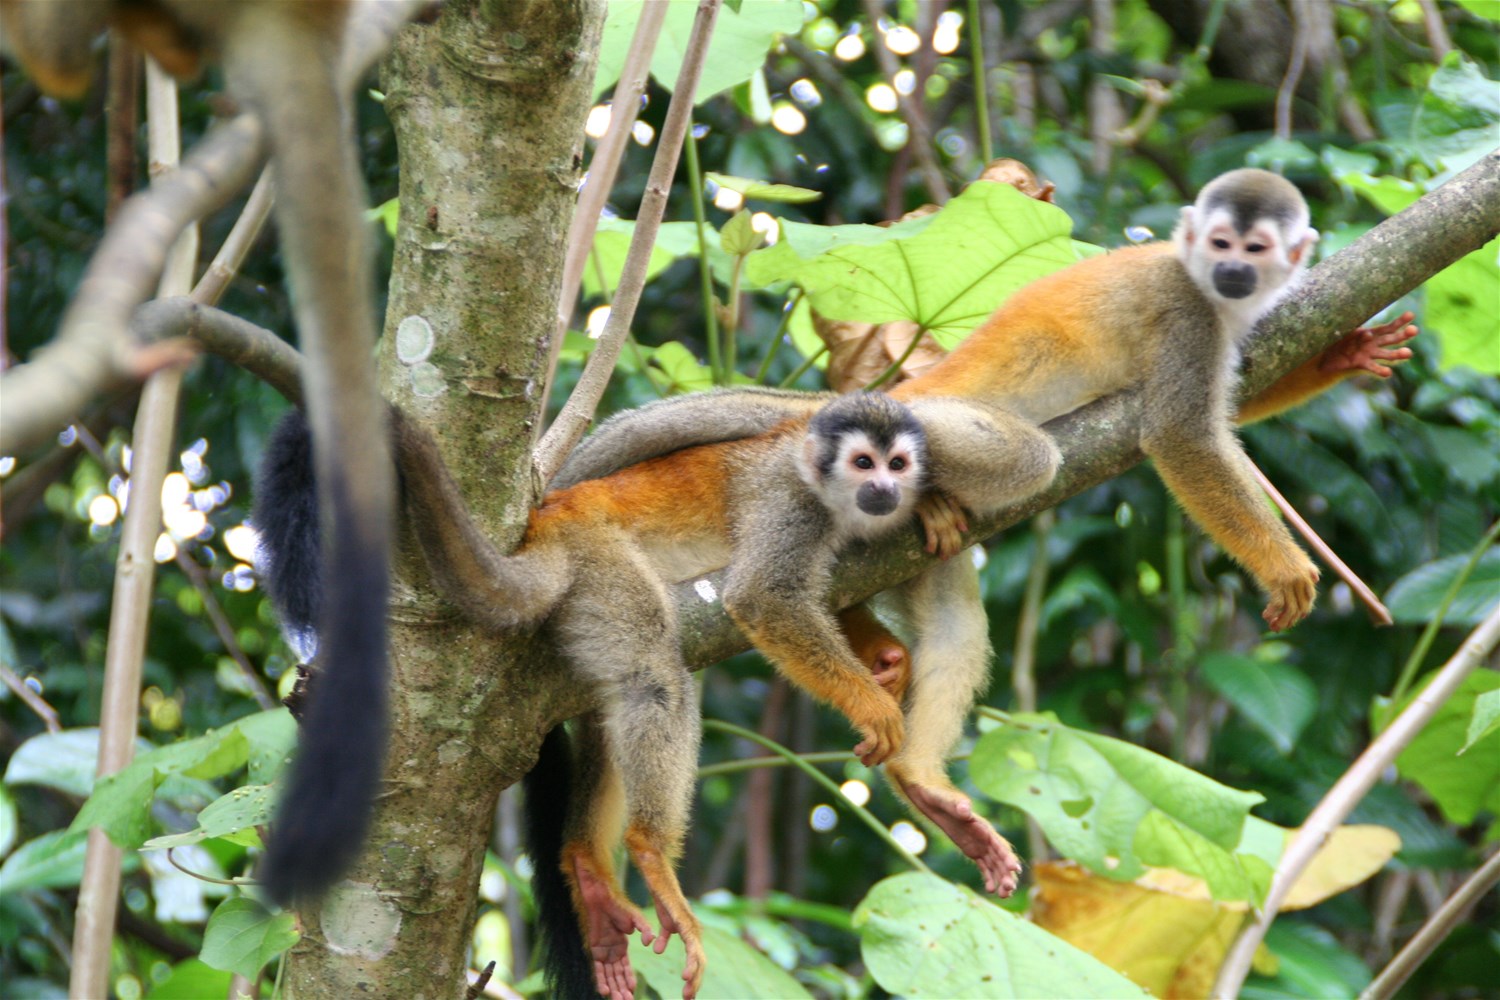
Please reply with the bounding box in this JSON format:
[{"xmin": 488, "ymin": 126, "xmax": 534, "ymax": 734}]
[{"xmin": 279, "ymin": 1, "xmax": 604, "ymax": 995}]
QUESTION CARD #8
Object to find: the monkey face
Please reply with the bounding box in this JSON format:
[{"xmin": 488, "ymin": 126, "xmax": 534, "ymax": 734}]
[{"xmin": 799, "ymin": 396, "xmax": 929, "ymax": 543}]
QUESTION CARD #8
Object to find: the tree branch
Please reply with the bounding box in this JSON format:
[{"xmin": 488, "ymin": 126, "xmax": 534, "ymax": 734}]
[{"xmin": 673, "ymin": 149, "xmax": 1500, "ymax": 665}]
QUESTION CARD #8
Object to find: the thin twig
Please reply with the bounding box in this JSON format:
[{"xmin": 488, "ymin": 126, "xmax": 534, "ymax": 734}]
[
  {"xmin": 539, "ymin": 0, "xmax": 669, "ymax": 419},
  {"xmin": 1212, "ymin": 604, "xmax": 1500, "ymax": 998},
  {"xmin": 71, "ymin": 59, "xmax": 198, "ymax": 1000},
  {"xmin": 533, "ymin": 0, "xmax": 723, "ymax": 485},
  {"xmin": 1248, "ymin": 461, "xmax": 1393, "ymax": 626},
  {"xmin": 1415, "ymin": 0, "xmax": 1453, "ymax": 59},
  {"xmin": 1362, "ymin": 849, "xmax": 1500, "ymax": 1000},
  {"xmin": 0, "ymin": 666, "xmax": 63, "ymax": 733},
  {"xmin": 1012, "ymin": 510, "xmax": 1053, "ymax": 863}
]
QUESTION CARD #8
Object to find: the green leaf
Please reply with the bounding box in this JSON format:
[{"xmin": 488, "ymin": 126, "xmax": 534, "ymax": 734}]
[
  {"xmin": 1384, "ymin": 548, "xmax": 1500, "ymax": 626},
  {"xmin": 0, "ymin": 830, "xmax": 89, "ymax": 895},
  {"xmin": 144, "ymin": 959, "xmax": 234, "ymax": 1000},
  {"xmin": 630, "ymin": 922, "xmax": 811, "ymax": 999},
  {"xmin": 1332, "ymin": 172, "xmax": 1421, "ymax": 216},
  {"xmin": 1251, "ymin": 921, "xmax": 1372, "ymax": 999},
  {"xmin": 649, "ymin": 341, "xmax": 716, "ymax": 393},
  {"xmin": 596, "ymin": 0, "xmax": 805, "ymax": 105},
  {"xmin": 69, "ymin": 762, "xmax": 159, "ymax": 848},
  {"xmin": 237, "ymin": 709, "xmax": 298, "ymax": 785},
  {"xmin": 146, "ymin": 784, "xmax": 276, "ymax": 851},
  {"xmin": 1135, "ymin": 811, "xmax": 1274, "ymax": 904},
  {"xmin": 5, "ymin": 729, "xmax": 120, "ymax": 796},
  {"xmin": 746, "ymin": 182, "xmax": 1078, "ymax": 347},
  {"xmin": 1462, "ymin": 689, "xmax": 1500, "ymax": 754},
  {"xmin": 1413, "ymin": 54, "xmax": 1500, "ymax": 171},
  {"xmin": 0, "ymin": 787, "xmax": 15, "ymax": 857},
  {"xmin": 1200, "ymin": 653, "xmax": 1317, "ymax": 754},
  {"xmin": 1424, "ymin": 240, "xmax": 1500, "ymax": 375},
  {"xmin": 706, "ymin": 171, "xmax": 821, "ymax": 204},
  {"xmin": 1392, "ymin": 671, "xmax": 1500, "ymax": 826},
  {"xmin": 970, "ymin": 713, "xmax": 1264, "ymax": 888},
  {"xmin": 366, "ymin": 197, "xmax": 399, "ymax": 239},
  {"xmin": 200, "ymin": 897, "xmax": 299, "ymax": 979},
  {"xmin": 719, "ymin": 210, "xmax": 763, "ymax": 256},
  {"xmin": 584, "ymin": 219, "xmax": 701, "ymax": 299},
  {"xmin": 1454, "ymin": 0, "xmax": 1500, "ymax": 19},
  {"xmin": 854, "ymin": 872, "xmax": 1150, "ymax": 998}
]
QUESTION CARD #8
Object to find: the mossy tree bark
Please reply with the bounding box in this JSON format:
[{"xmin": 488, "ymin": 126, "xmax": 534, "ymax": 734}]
[{"xmin": 280, "ymin": 2, "xmax": 604, "ymax": 996}]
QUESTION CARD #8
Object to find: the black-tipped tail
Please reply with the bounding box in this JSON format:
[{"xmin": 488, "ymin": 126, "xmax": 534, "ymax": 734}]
[
  {"xmin": 524, "ymin": 726, "xmax": 595, "ymax": 999},
  {"xmin": 254, "ymin": 410, "xmax": 390, "ymax": 905}
]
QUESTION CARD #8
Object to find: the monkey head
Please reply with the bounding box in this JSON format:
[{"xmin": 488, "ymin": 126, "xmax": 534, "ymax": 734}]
[
  {"xmin": 798, "ymin": 392, "xmax": 929, "ymax": 541},
  {"xmin": 1174, "ymin": 167, "xmax": 1319, "ymax": 325}
]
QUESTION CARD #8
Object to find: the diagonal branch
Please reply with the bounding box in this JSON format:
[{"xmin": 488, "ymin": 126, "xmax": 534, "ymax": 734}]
[{"xmin": 673, "ymin": 149, "xmax": 1500, "ymax": 665}]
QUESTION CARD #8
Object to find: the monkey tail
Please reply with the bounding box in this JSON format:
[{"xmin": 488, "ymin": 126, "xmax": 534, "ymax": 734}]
[
  {"xmin": 524, "ymin": 726, "xmax": 596, "ymax": 999},
  {"xmin": 254, "ymin": 409, "xmax": 390, "ymax": 906},
  {"xmin": 552, "ymin": 386, "xmax": 832, "ymax": 489}
]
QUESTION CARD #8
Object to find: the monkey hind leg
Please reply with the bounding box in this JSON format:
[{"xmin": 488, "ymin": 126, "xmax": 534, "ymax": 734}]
[
  {"xmin": 886, "ymin": 559, "xmax": 1022, "ymax": 897},
  {"xmin": 625, "ymin": 822, "xmax": 706, "ymax": 1000}
]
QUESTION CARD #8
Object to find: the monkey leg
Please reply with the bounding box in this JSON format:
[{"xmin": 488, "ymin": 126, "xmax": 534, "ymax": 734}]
[
  {"xmin": 838, "ymin": 604, "xmax": 911, "ymax": 703},
  {"xmin": 562, "ymin": 714, "xmax": 652, "ymax": 1000},
  {"xmin": 885, "ymin": 558, "xmax": 1022, "ymax": 897},
  {"xmin": 560, "ymin": 558, "xmax": 706, "ymax": 999}
]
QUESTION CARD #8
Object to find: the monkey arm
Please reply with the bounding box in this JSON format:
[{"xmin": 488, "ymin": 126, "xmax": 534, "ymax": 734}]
[
  {"xmin": 1141, "ymin": 335, "xmax": 1319, "ymax": 632},
  {"xmin": 721, "ymin": 502, "xmax": 905, "ymax": 765},
  {"xmin": 1237, "ymin": 312, "xmax": 1418, "ymax": 423}
]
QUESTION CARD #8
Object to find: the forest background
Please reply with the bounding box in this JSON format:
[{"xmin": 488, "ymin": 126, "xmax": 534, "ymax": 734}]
[{"xmin": 1, "ymin": 0, "xmax": 1498, "ymax": 998}]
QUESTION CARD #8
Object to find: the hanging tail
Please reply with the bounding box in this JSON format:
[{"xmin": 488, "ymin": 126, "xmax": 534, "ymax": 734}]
[{"xmin": 524, "ymin": 725, "xmax": 596, "ymax": 999}]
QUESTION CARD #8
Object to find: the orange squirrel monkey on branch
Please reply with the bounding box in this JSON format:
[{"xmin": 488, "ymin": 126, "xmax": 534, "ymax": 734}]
[
  {"xmin": 2, "ymin": 0, "xmax": 396, "ymax": 904},
  {"xmin": 551, "ymin": 167, "xmax": 1417, "ymax": 898}
]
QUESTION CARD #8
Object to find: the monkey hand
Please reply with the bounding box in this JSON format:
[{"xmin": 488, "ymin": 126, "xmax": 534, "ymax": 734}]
[
  {"xmin": 1262, "ymin": 552, "xmax": 1320, "ymax": 632},
  {"xmin": 849, "ymin": 684, "xmax": 906, "ymax": 765},
  {"xmin": 917, "ymin": 491, "xmax": 970, "ymax": 559},
  {"xmin": 1319, "ymin": 312, "xmax": 1417, "ymax": 379}
]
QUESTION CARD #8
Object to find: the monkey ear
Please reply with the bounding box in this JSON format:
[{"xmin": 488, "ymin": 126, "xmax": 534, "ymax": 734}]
[
  {"xmin": 1174, "ymin": 206, "xmax": 1197, "ymax": 246},
  {"xmin": 1288, "ymin": 228, "xmax": 1319, "ymax": 265}
]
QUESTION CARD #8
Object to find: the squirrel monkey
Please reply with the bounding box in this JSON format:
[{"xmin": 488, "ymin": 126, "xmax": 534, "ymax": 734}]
[
  {"xmin": 547, "ymin": 168, "xmax": 1418, "ymax": 897},
  {"xmin": 255, "ymin": 391, "xmax": 1058, "ymax": 998},
  {"xmin": 2, "ymin": 0, "xmax": 398, "ymax": 903}
]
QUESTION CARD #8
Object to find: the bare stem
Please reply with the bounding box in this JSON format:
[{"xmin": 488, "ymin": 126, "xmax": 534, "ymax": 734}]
[
  {"xmin": 1212, "ymin": 604, "xmax": 1500, "ymax": 997},
  {"xmin": 533, "ymin": 0, "xmax": 723, "ymax": 485},
  {"xmin": 1361, "ymin": 849, "xmax": 1500, "ymax": 1000},
  {"xmin": 540, "ymin": 0, "xmax": 670, "ymax": 418}
]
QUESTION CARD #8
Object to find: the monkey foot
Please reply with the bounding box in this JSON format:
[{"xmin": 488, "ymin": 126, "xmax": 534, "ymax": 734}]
[
  {"xmin": 574, "ymin": 858, "xmax": 650, "ymax": 1000},
  {"xmin": 647, "ymin": 890, "xmax": 705, "ymax": 1000},
  {"xmin": 899, "ymin": 779, "xmax": 1022, "ymax": 897}
]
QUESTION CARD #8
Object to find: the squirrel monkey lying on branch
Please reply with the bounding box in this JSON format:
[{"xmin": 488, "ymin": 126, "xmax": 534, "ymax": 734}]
[
  {"xmin": 256, "ymin": 390, "xmax": 1058, "ymax": 999},
  {"xmin": 550, "ymin": 167, "xmax": 1417, "ymax": 904}
]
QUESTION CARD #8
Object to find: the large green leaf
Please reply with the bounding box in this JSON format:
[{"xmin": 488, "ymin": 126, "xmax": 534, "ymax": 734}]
[
  {"xmin": 1424, "ymin": 240, "xmax": 1500, "ymax": 375},
  {"xmin": 1384, "ymin": 671, "xmax": 1500, "ymax": 826},
  {"xmin": 200, "ymin": 897, "xmax": 299, "ymax": 979},
  {"xmin": 854, "ymin": 872, "xmax": 1149, "ymax": 998},
  {"xmin": 970, "ymin": 713, "xmax": 1264, "ymax": 890},
  {"xmin": 1412, "ymin": 54, "xmax": 1500, "ymax": 171},
  {"xmin": 595, "ymin": 0, "xmax": 804, "ymax": 104},
  {"xmin": 745, "ymin": 182, "xmax": 1080, "ymax": 347},
  {"xmin": 0, "ymin": 830, "xmax": 89, "ymax": 895},
  {"xmin": 1200, "ymin": 652, "xmax": 1318, "ymax": 754},
  {"xmin": 1384, "ymin": 548, "xmax": 1500, "ymax": 626},
  {"xmin": 584, "ymin": 220, "xmax": 703, "ymax": 299},
  {"xmin": 630, "ymin": 922, "xmax": 811, "ymax": 999},
  {"xmin": 144, "ymin": 959, "xmax": 234, "ymax": 1000}
]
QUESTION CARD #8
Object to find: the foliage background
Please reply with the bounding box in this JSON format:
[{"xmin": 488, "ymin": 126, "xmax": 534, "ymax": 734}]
[{"xmin": 2, "ymin": 0, "xmax": 1497, "ymax": 997}]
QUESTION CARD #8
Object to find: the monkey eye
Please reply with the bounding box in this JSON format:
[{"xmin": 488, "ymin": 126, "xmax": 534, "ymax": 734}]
[
  {"xmin": 853, "ymin": 454, "xmax": 875, "ymax": 470},
  {"xmin": 889, "ymin": 456, "xmax": 907, "ymax": 471},
  {"xmin": 1245, "ymin": 242, "xmax": 1266, "ymax": 253},
  {"xmin": 1211, "ymin": 237, "xmax": 1231, "ymax": 250}
]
